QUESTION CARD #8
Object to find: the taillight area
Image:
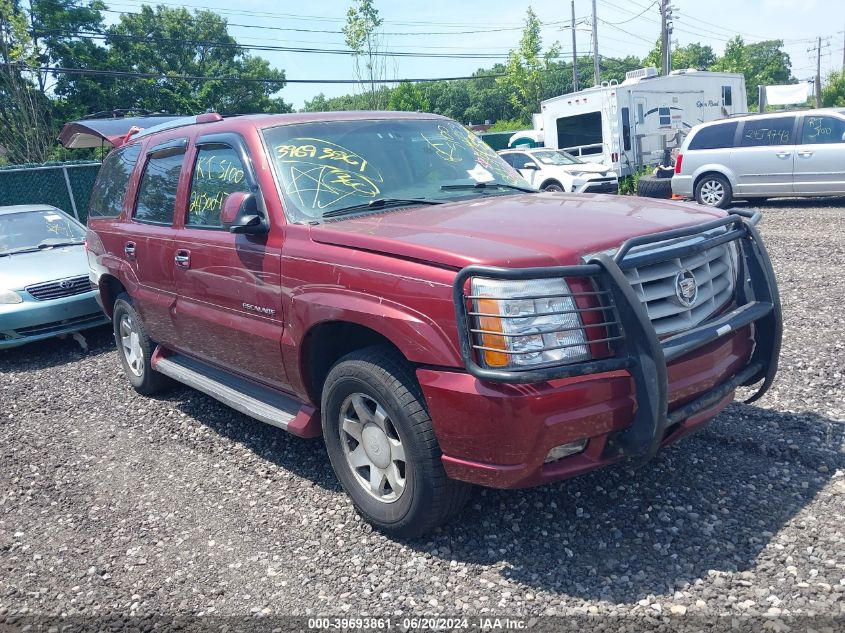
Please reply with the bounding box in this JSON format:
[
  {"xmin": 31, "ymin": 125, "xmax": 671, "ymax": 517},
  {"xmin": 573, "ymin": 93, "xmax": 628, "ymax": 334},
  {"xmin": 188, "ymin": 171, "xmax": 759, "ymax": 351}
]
[{"xmin": 674, "ymin": 153, "xmax": 684, "ymax": 174}]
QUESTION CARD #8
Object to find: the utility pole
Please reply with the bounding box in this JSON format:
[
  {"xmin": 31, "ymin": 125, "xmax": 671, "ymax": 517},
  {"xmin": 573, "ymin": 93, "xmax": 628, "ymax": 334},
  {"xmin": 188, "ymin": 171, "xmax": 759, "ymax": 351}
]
[
  {"xmin": 571, "ymin": 0, "xmax": 579, "ymax": 91},
  {"xmin": 816, "ymin": 36, "xmax": 822, "ymax": 108},
  {"xmin": 808, "ymin": 37, "xmax": 830, "ymax": 108},
  {"xmin": 591, "ymin": 0, "xmax": 599, "ymax": 85},
  {"xmin": 659, "ymin": 0, "xmax": 674, "ymax": 75}
]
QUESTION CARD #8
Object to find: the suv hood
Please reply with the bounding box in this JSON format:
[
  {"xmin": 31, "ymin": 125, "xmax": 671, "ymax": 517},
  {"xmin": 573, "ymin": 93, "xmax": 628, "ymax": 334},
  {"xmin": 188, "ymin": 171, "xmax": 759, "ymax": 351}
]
[
  {"xmin": 548, "ymin": 162, "xmax": 610, "ymax": 174},
  {"xmin": 0, "ymin": 246, "xmax": 88, "ymax": 290},
  {"xmin": 309, "ymin": 193, "xmax": 725, "ymax": 269}
]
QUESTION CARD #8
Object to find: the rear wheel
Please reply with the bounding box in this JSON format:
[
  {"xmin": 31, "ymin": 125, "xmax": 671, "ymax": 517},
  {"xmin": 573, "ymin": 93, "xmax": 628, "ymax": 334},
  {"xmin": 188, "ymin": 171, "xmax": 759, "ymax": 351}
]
[
  {"xmin": 321, "ymin": 346, "xmax": 472, "ymax": 538},
  {"xmin": 112, "ymin": 294, "xmax": 172, "ymax": 396},
  {"xmin": 695, "ymin": 174, "xmax": 732, "ymax": 208}
]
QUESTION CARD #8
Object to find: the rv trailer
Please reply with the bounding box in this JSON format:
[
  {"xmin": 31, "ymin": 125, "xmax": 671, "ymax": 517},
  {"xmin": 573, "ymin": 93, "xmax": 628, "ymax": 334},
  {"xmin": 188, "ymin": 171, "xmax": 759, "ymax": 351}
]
[{"xmin": 535, "ymin": 67, "xmax": 748, "ymax": 176}]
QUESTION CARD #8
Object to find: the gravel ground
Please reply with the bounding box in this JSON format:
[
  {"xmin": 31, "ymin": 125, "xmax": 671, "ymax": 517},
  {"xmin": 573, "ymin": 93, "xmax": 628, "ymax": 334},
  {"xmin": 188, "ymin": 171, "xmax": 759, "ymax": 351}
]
[{"xmin": 1, "ymin": 199, "xmax": 843, "ymax": 629}]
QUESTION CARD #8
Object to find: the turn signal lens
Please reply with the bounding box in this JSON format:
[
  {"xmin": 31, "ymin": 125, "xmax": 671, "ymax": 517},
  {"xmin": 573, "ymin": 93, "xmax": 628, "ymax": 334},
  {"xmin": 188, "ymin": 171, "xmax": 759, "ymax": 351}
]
[{"xmin": 476, "ymin": 297, "xmax": 509, "ymax": 367}]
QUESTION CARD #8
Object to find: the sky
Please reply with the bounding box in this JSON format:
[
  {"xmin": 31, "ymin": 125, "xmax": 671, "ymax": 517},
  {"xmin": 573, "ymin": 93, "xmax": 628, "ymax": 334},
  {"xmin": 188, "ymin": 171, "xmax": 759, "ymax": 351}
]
[{"xmin": 101, "ymin": 0, "xmax": 845, "ymax": 109}]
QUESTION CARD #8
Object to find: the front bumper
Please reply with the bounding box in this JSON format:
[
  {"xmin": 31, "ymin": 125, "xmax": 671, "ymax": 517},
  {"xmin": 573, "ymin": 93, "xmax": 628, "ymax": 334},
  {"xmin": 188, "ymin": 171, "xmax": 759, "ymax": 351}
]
[
  {"xmin": 435, "ymin": 209, "xmax": 781, "ymax": 487},
  {"xmin": 0, "ymin": 290, "xmax": 109, "ymax": 349},
  {"xmin": 577, "ymin": 177, "xmax": 619, "ymax": 194}
]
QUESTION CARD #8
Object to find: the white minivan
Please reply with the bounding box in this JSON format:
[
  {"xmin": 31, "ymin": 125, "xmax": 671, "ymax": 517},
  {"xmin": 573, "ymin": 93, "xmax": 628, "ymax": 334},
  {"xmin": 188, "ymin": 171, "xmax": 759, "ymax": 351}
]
[{"xmin": 672, "ymin": 108, "xmax": 845, "ymax": 208}]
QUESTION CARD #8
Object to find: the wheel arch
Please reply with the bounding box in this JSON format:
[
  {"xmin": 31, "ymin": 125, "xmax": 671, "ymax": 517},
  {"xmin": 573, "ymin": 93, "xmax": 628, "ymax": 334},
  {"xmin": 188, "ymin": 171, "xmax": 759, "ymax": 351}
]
[
  {"xmin": 693, "ymin": 167, "xmax": 735, "ymax": 193},
  {"xmin": 98, "ymin": 273, "xmax": 127, "ymax": 318},
  {"xmin": 539, "ymin": 178, "xmax": 565, "ymax": 191}
]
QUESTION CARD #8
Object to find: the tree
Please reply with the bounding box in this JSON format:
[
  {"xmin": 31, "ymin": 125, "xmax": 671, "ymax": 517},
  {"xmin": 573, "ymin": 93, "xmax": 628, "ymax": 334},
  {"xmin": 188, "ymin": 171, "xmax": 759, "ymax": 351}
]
[
  {"xmin": 822, "ymin": 69, "xmax": 845, "ymax": 107},
  {"xmin": 643, "ymin": 40, "xmax": 716, "ymax": 71},
  {"xmin": 58, "ymin": 6, "xmax": 290, "ymax": 116},
  {"xmin": 0, "ymin": 0, "xmax": 55, "ymax": 162},
  {"xmin": 497, "ymin": 7, "xmax": 560, "ymax": 122},
  {"xmin": 343, "ymin": 0, "xmax": 386, "ymax": 110},
  {"xmin": 712, "ymin": 36, "xmax": 792, "ymax": 106},
  {"xmin": 387, "ymin": 81, "xmax": 429, "ymax": 112}
]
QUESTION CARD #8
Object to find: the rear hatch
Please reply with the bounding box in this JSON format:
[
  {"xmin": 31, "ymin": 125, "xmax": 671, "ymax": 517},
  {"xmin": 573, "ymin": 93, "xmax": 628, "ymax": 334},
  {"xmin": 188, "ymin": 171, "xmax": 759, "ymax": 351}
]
[{"xmin": 57, "ymin": 115, "xmax": 183, "ymax": 149}]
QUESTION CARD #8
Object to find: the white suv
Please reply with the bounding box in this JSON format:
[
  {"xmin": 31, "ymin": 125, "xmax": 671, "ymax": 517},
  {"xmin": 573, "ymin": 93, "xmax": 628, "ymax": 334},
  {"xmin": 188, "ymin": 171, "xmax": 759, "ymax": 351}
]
[
  {"xmin": 498, "ymin": 148, "xmax": 618, "ymax": 194},
  {"xmin": 673, "ymin": 108, "xmax": 845, "ymax": 208}
]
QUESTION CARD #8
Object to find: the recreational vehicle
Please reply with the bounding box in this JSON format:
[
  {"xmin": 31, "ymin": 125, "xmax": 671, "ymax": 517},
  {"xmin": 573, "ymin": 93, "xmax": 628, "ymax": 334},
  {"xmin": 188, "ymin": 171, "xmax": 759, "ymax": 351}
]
[{"xmin": 534, "ymin": 68, "xmax": 748, "ymax": 176}]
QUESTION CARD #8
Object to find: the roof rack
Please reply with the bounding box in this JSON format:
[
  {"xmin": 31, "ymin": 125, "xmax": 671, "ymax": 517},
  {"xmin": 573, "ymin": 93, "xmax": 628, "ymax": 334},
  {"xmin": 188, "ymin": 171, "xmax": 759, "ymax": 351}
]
[
  {"xmin": 128, "ymin": 112, "xmax": 224, "ymax": 141},
  {"xmin": 82, "ymin": 108, "xmax": 175, "ymax": 120}
]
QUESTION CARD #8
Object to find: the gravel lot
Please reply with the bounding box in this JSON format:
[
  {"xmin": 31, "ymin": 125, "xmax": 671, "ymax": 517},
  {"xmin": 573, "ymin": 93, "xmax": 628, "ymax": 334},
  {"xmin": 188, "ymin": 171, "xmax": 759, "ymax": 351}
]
[{"xmin": 1, "ymin": 199, "xmax": 843, "ymax": 628}]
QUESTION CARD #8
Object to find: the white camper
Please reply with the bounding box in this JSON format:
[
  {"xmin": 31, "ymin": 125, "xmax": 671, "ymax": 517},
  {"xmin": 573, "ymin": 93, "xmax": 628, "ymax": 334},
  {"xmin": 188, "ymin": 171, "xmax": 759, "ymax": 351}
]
[{"xmin": 536, "ymin": 67, "xmax": 747, "ymax": 176}]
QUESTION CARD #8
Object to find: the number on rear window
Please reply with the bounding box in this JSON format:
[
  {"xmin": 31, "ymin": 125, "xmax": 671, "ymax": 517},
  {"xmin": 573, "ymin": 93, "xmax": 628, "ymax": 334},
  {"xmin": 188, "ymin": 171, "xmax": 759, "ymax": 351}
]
[
  {"xmin": 688, "ymin": 122, "xmax": 738, "ymax": 150},
  {"xmin": 87, "ymin": 144, "xmax": 141, "ymax": 219}
]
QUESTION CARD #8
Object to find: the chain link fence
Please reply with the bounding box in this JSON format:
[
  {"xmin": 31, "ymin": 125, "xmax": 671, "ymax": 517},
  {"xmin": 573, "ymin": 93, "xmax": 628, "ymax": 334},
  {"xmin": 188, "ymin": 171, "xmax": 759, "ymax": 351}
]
[{"xmin": 0, "ymin": 161, "xmax": 101, "ymax": 224}]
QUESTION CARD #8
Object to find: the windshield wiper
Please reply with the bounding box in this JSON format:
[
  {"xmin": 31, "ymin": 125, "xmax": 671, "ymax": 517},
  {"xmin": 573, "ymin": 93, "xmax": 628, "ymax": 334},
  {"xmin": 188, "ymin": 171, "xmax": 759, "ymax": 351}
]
[
  {"xmin": 321, "ymin": 197, "xmax": 444, "ymax": 219},
  {"xmin": 440, "ymin": 182, "xmax": 538, "ymax": 194},
  {"xmin": 37, "ymin": 239, "xmax": 84, "ymax": 249},
  {"xmin": 0, "ymin": 240, "xmax": 84, "ymax": 257}
]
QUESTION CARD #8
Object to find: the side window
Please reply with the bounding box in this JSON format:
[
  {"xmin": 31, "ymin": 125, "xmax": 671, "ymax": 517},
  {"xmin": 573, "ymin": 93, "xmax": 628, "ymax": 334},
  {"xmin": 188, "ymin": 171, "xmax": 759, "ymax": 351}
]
[
  {"xmin": 513, "ymin": 153, "xmax": 531, "ymax": 168},
  {"xmin": 87, "ymin": 144, "xmax": 141, "ymax": 219},
  {"xmin": 621, "ymin": 107, "xmax": 631, "ymax": 151},
  {"xmin": 499, "ymin": 153, "xmax": 516, "ymax": 167},
  {"xmin": 658, "ymin": 107, "xmax": 671, "ymax": 126},
  {"xmin": 188, "ymin": 145, "xmax": 250, "ymax": 228},
  {"xmin": 134, "ymin": 150, "xmax": 184, "ymax": 225},
  {"xmin": 636, "ymin": 103, "xmax": 645, "ymax": 125},
  {"xmin": 741, "ymin": 117, "xmax": 795, "ymax": 147},
  {"xmin": 801, "ymin": 115, "xmax": 845, "ymax": 145},
  {"xmin": 722, "ymin": 85, "xmax": 733, "ymax": 107},
  {"xmin": 688, "ymin": 122, "xmax": 738, "ymax": 150}
]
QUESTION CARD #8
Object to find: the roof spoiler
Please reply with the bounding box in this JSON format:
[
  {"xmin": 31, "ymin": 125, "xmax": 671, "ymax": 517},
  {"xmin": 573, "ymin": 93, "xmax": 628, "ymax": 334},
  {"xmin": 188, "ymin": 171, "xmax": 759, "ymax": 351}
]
[{"xmin": 58, "ymin": 114, "xmax": 184, "ymax": 149}]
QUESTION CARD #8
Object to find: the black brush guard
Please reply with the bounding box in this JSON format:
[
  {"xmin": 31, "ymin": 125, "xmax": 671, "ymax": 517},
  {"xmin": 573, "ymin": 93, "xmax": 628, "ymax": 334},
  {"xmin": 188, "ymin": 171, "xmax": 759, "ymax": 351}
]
[{"xmin": 453, "ymin": 209, "xmax": 782, "ymax": 466}]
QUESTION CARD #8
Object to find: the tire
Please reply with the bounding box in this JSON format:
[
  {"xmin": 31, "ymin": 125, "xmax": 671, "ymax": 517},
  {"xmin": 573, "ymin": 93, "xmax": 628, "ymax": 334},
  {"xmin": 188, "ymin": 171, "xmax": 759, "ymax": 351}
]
[
  {"xmin": 542, "ymin": 181, "xmax": 564, "ymax": 192},
  {"xmin": 636, "ymin": 175, "xmax": 673, "ymax": 199},
  {"xmin": 694, "ymin": 174, "xmax": 733, "ymax": 208},
  {"xmin": 112, "ymin": 293, "xmax": 172, "ymax": 396},
  {"xmin": 321, "ymin": 346, "xmax": 472, "ymax": 538}
]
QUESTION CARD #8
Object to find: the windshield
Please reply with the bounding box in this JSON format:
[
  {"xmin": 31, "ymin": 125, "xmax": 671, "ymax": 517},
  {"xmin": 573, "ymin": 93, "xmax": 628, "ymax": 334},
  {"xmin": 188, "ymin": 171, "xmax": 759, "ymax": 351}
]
[
  {"xmin": 532, "ymin": 150, "xmax": 583, "ymax": 166},
  {"xmin": 262, "ymin": 118, "xmax": 532, "ymax": 222},
  {"xmin": 0, "ymin": 209, "xmax": 85, "ymax": 256}
]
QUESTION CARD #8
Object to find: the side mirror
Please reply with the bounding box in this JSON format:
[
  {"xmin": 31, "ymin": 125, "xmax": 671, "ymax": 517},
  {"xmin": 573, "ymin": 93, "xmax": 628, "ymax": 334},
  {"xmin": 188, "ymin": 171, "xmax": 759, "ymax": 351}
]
[
  {"xmin": 221, "ymin": 191, "xmax": 267, "ymax": 235},
  {"xmin": 521, "ymin": 162, "xmax": 538, "ymax": 170}
]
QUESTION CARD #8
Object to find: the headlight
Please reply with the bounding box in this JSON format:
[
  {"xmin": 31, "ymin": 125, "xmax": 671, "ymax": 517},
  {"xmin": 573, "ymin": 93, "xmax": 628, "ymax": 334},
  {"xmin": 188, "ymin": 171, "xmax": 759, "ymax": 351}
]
[
  {"xmin": 0, "ymin": 289, "xmax": 23, "ymax": 304},
  {"xmin": 470, "ymin": 277, "xmax": 590, "ymax": 369}
]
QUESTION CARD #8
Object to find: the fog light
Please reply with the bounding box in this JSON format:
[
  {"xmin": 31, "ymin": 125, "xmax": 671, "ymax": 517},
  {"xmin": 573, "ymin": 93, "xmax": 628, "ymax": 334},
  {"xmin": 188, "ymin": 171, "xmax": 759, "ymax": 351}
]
[{"xmin": 544, "ymin": 439, "xmax": 588, "ymax": 463}]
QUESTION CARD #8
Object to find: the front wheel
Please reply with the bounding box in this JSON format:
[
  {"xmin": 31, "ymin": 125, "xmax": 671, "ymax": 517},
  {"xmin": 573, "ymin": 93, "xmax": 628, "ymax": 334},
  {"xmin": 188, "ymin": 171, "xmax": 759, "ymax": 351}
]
[
  {"xmin": 542, "ymin": 181, "xmax": 564, "ymax": 192},
  {"xmin": 321, "ymin": 346, "xmax": 472, "ymax": 538},
  {"xmin": 695, "ymin": 174, "xmax": 733, "ymax": 208}
]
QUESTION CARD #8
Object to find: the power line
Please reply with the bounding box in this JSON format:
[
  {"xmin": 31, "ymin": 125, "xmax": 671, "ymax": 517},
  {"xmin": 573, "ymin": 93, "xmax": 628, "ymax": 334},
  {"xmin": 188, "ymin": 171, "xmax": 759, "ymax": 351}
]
[
  {"xmin": 11, "ymin": 64, "xmax": 507, "ymax": 84},
  {"xmin": 601, "ymin": 0, "xmax": 659, "ymax": 26}
]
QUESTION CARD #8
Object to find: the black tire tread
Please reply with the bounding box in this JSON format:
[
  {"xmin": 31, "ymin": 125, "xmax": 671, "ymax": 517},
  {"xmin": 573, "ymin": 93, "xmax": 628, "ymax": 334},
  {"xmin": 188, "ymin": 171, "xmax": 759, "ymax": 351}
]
[
  {"xmin": 636, "ymin": 174, "xmax": 673, "ymax": 199},
  {"xmin": 322, "ymin": 345, "xmax": 471, "ymax": 537}
]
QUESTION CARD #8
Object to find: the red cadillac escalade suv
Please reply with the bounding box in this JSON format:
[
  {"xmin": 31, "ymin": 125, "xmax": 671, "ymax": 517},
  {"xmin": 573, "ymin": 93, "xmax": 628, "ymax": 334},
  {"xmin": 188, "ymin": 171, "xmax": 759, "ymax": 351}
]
[{"xmin": 68, "ymin": 111, "xmax": 781, "ymax": 538}]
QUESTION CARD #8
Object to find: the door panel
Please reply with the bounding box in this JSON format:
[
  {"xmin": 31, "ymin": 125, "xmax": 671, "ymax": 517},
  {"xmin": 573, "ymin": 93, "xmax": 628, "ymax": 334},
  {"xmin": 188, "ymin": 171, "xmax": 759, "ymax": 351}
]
[
  {"xmin": 731, "ymin": 116, "xmax": 796, "ymax": 195},
  {"xmin": 173, "ymin": 137, "xmax": 289, "ymax": 389},
  {"xmin": 793, "ymin": 114, "xmax": 845, "ymax": 194}
]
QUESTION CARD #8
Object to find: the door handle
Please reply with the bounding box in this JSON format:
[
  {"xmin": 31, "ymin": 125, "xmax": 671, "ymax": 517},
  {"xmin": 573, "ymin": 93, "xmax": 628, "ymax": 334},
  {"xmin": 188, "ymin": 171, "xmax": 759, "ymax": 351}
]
[
  {"xmin": 797, "ymin": 150, "xmax": 814, "ymax": 158},
  {"xmin": 174, "ymin": 250, "xmax": 191, "ymax": 268},
  {"xmin": 775, "ymin": 152, "xmax": 791, "ymax": 159},
  {"xmin": 124, "ymin": 241, "xmax": 136, "ymax": 258}
]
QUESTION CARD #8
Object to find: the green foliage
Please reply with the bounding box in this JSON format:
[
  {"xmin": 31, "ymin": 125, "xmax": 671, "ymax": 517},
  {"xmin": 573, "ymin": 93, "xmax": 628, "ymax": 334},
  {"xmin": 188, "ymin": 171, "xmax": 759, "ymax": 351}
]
[
  {"xmin": 644, "ymin": 40, "xmax": 716, "ymax": 71},
  {"xmin": 496, "ymin": 7, "xmax": 560, "ymax": 123},
  {"xmin": 822, "ymin": 69, "xmax": 845, "ymax": 107},
  {"xmin": 487, "ymin": 118, "xmax": 529, "ymax": 132},
  {"xmin": 387, "ymin": 81, "xmax": 429, "ymax": 112},
  {"xmin": 343, "ymin": 0, "xmax": 386, "ymax": 109},
  {"xmin": 711, "ymin": 36, "xmax": 792, "ymax": 107},
  {"xmin": 618, "ymin": 167, "xmax": 652, "ymax": 196}
]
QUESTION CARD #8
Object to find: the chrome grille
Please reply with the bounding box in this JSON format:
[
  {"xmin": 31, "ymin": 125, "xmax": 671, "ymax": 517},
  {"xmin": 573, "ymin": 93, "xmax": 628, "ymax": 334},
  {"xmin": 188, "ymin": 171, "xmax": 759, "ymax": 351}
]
[
  {"xmin": 621, "ymin": 232, "xmax": 738, "ymax": 336},
  {"xmin": 25, "ymin": 275, "xmax": 91, "ymax": 301}
]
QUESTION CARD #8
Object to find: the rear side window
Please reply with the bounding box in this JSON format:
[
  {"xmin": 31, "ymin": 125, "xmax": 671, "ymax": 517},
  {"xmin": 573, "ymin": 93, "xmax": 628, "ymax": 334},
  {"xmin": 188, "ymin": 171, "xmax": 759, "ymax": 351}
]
[
  {"xmin": 688, "ymin": 122, "xmax": 738, "ymax": 150},
  {"xmin": 134, "ymin": 152, "xmax": 184, "ymax": 225},
  {"xmin": 801, "ymin": 115, "xmax": 845, "ymax": 144},
  {"xmin": 187, "ymin": 145, "xmax": 250, "ymax": 228},
  {"xmin": 87, "ymin": 144, "xmax": 141, "ymax": 219},
  {"xmin": 741, "ymin": 117, "xmax": 795, "ymax": 147}
]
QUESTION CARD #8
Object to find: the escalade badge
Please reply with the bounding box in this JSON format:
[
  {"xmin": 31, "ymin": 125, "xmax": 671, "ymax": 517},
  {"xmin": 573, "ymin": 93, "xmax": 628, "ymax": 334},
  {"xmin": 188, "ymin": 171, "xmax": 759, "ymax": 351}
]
[{"xmin": 674, "ymin": 270, "xmax": 698, "ymax": 308}]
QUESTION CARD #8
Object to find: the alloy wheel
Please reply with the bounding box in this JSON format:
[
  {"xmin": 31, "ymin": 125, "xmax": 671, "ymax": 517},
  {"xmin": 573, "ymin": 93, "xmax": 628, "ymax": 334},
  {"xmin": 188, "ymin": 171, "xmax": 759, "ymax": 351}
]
[
  {"xmin": 339, "ymin": 393, "xmax": 407, "ymax": 503},
  {"xmin": 119, "ymin": 313, "xmax": 144, "ymax": 377},
  {"xmin": 700, "ymin": 179, "xmax": 725, "ymax": 206}
]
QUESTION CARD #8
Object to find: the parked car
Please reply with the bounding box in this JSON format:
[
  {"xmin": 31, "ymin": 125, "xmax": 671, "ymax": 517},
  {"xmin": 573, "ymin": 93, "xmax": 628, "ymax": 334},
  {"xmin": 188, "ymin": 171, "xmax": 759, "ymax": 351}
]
[
  {"xmin": 74, "ymin": 111, "xmax": 781, "ymax": 538},
  {"xmin": 673, "ymin": 108, "xmax": 845, "ymax": 208},
  {"xmin": 498, "ymin": 148, "xmax": 618, "ymax": 193},
  {"xmin": 0, "ymin": 204, "xmax": 109, "ymax": 349}
]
